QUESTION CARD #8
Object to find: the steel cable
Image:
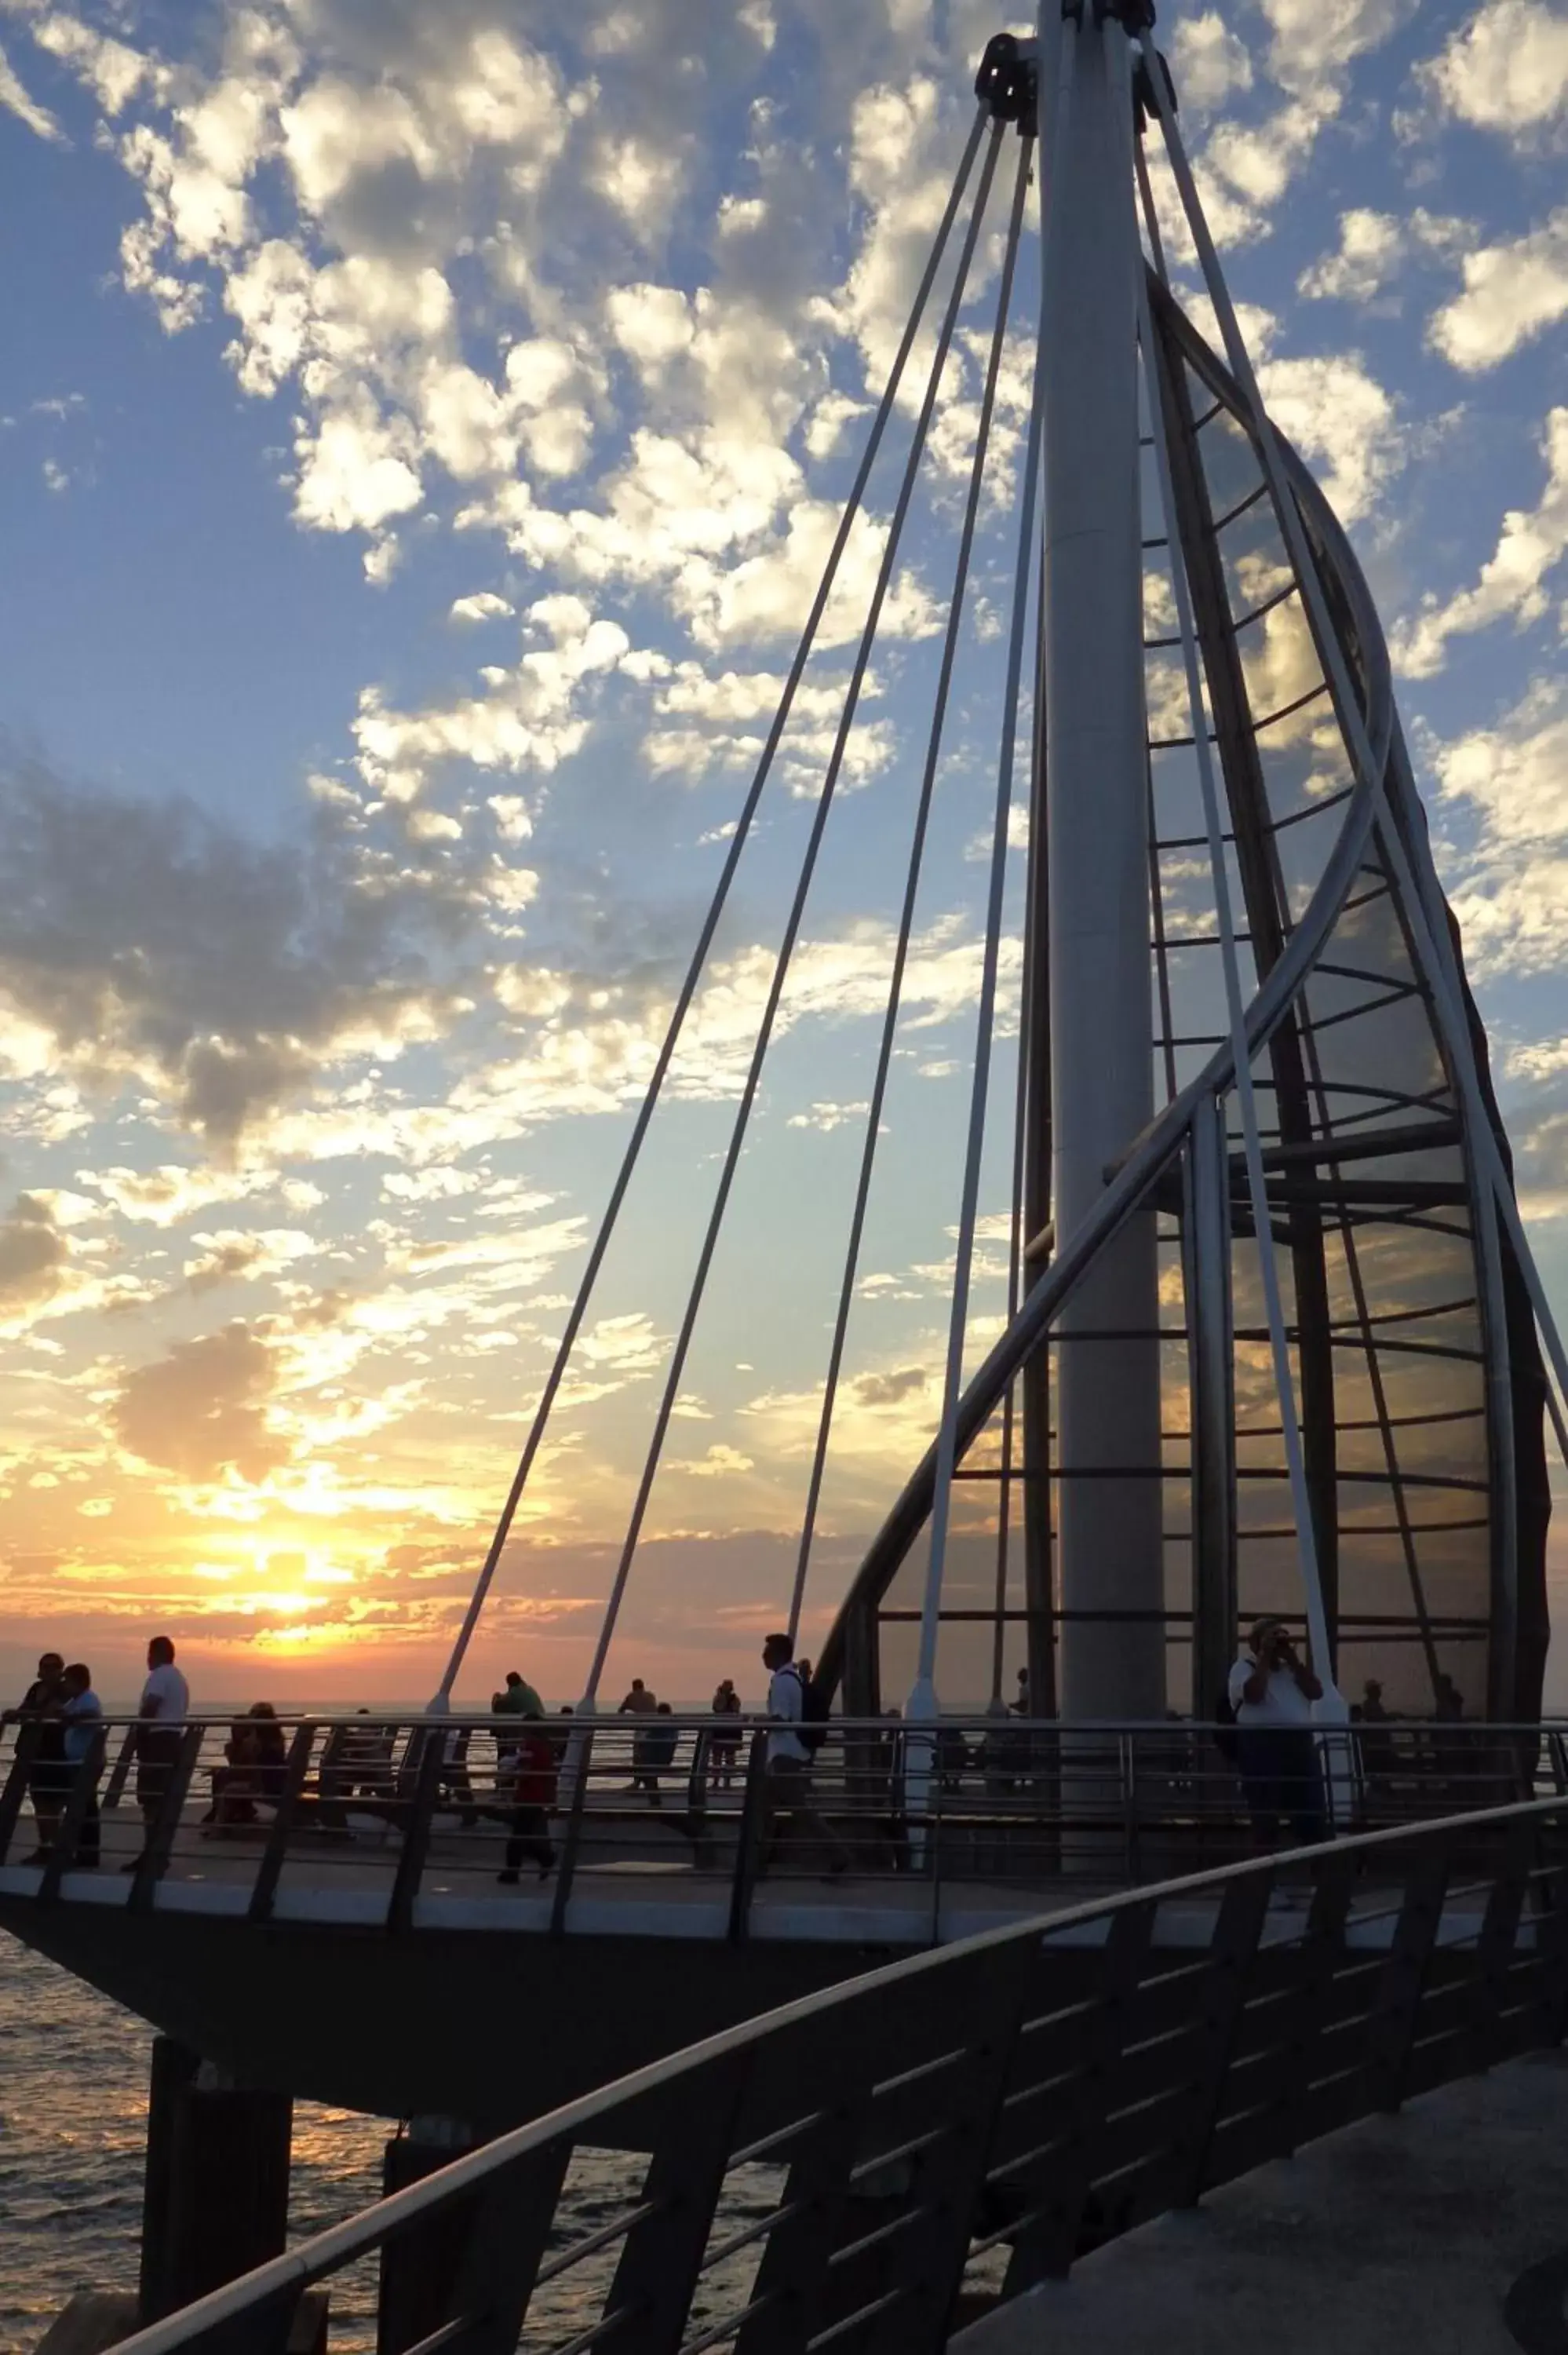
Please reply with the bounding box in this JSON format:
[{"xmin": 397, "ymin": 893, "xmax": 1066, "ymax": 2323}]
[
  {"xmin": 911, "ymin": 89, "xmax": 1062, "ymax": 1705},
  {"xmin": 432, "ymin": 107, "xmax": 993, "ymax": 1705},
  {"xmin": 582, "ymin": 116, "xmax": 1011, "ymax": 1703},
  {"xmin": 786, "ymin": 123, "xmax": 1036, "ymax": 1647}
]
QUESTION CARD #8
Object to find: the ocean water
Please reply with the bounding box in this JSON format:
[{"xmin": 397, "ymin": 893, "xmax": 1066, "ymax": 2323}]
[
  {"xmin": 0, "ymin": 1935, "xmax": 392, "ymax": 2354},
  {"xmin": 0, "ymin": 1937, "xmax": 785, "ymax": 2355}
]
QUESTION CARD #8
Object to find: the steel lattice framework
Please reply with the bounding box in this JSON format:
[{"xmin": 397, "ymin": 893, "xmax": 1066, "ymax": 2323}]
[{"xmin": 442, "ymin": 7, "xmax": 1561, "ymax": 1731}]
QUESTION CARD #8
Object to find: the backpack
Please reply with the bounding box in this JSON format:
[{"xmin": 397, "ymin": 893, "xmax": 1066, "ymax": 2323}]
[
  {"xmin": 787, "ymin": 1664, "xmax": 831, "ymax": 1755},
  {"xmin": 1212, "ymin": 1685, "xmax": 1239, "ymax": 1764}
]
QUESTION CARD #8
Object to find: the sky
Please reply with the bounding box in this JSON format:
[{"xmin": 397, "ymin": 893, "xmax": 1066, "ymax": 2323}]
[{"xmin": 1, "ymin": 0, "xmax": 1567, "ymax": 1711}]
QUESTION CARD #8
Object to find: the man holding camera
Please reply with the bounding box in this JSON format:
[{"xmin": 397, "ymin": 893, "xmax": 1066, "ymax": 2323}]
[{"xmin": 1227, "ymin": 1619, "xmax": 1327, "ymax": 1849}]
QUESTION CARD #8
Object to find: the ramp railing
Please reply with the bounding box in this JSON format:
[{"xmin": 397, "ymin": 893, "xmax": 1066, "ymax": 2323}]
[{"xmin": 98, "ymin": 1788, "xmax": 1568, "ymax": 2355}]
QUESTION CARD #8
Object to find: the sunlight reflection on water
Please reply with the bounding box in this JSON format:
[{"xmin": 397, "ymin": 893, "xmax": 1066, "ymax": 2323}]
[{"xmin": 0, "ymin": 1937, "xmax": 788, "ymax": 2355}]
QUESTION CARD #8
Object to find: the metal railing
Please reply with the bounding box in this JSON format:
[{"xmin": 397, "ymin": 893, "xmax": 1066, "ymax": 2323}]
[
  {"xmin": 103, "ymin": 1789, "xmax": 1568, "ymax": 2355},
  {"xmin": 0, "ymin": 1710, "xmax": 1560, "ymax": 1936}
]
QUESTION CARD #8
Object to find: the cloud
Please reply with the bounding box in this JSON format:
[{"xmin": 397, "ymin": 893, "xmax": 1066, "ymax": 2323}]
[
  {"xmin": 81, "ymin": 1164, "xmax": 317, "ymax": 1226},
  {"xmin": 1394, "ymin": 406, "xmax": 1568, "ymax": 677},
  {"xmin": 450, "ymin": 590, "xmax": 515, "ymax": 623},
  {"xmin": 1258, "ymin": 0, "xmax": 1413, "ymax": 97},
  {"xmin": 184, "ymin": 1229, "xmax": 323, "ymax": 1292},
  {"xmin": 0, "ymin": 1195, "xmax": 70, "ymax": 1319},
  {"xmin": 1431, "ymin": 675, "xmax": 1568, "ymax": 975},
  {"xmin": 1297, "ymin": 206, "xmax": 1475, "ymax": 306},
  {"xmin": 1422, "ymin": 0, "xmax": 1568, "ymax": 141},
  {"xmin": 0, "ymin": 42, "xmax": 63, "ymax": 142},
  {"xmin": 669, "ymin": 1443, "xmax": 755, "ymax": 1477},
  {"xmin": 353, "ymin": 592, "xmax": 632, "ymax": 806},
  {"xmin": 114, "ymin": 1321, "xmax": 290, "ymax": 1483},
  {"xmin": 1171, "ymin": 11, "xmax": 1255, "ymax": 113},
  {"xmin": 1256, "ymin": 349, "xmax": 1403, "ymax": 524},
  {"xmin": 1428, "ymin": 207, "xmax": 1568, "ymax": 371},
  {"xmin": 0, "ymin": 747, "xmax": 457, "ymax": 1145}
]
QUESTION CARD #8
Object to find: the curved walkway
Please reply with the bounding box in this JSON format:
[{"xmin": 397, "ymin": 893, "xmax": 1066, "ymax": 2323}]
[{"xmin": 958, "ymin": 2047, "xmax": 1568, "ymax": 2355}]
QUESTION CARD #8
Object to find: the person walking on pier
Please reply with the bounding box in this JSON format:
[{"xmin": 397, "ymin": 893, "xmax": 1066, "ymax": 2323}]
[
  {"xmin": 757, "ymin": 1633, "xmax": 847, "ymax": 1878},
  {"xmin": 59, "ymin": 1663, "xmax": 103, "ymax": 1868},
  {"xmin": 17, "ymin": 1652, "xmax": 67, "ymax": 1864},
  {"xmin": 1228, "ymin": 1619, "xmax": 1326, "ymax": 1849},
  {"xmin": 126, "ymin": 1635, "xmax": 188, "ymax": 1870}
]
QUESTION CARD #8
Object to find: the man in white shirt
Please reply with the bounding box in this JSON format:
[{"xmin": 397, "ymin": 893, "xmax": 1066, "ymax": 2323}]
[
  {"xmin": 129, "ymin": 1634, "xmax": 190, "ymax": 1868},
  {"xmin": 758, "ymin": 1632, "xmax": 847, "ymax": 1876},
  {"xmin": 1227, "ymin": 1619, "xmax": 1326, "ymax": 1849}
]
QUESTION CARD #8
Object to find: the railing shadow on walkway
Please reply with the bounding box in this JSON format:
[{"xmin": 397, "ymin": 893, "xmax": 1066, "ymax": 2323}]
[{"xmin": 101, "ymin": 1789, "xmax": 1568, "ymax": 2355}]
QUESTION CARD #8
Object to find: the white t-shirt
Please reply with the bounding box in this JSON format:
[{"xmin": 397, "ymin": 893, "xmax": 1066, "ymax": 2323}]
[
  {"xmin": 141, "ymin": 1662, "xmax": 189, "ymax": 1725},
  {"xmin": 767, "ymin": 1665, "xmax": 809, "ymax": 1765},
  {"xmin": 1227, "ymin": 1651, "xmax": 1312, "ymax": 1728}
]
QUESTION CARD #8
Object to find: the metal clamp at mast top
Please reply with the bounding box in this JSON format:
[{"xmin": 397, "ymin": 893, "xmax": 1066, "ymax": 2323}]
[{"xmin": 973, "ymin": 33, "xmax": 1038, "ymax": 132}]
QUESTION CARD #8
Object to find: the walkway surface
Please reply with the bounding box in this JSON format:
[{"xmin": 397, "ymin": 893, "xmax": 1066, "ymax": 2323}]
[{"xmin": 957, "ymin": 2048, "xmax": 1568, "ymax": 2355}]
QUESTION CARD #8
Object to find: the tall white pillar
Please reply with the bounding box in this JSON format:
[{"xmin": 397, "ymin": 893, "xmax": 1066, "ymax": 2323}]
[{"xmin": 1041, "ymin": 16, "xmax": 1166, "ymax": 1719}]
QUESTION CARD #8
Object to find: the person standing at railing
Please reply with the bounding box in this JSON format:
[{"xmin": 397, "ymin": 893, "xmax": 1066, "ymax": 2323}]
[
  {"xmin": 16, "ymin": 1651, "xmax": 67, "ymax": 1866},
  {"xmin": 126, "ymin": 1634, "xmax": 188, "ymax": 1872},
  {"xmin": 618, "ymin": 1677, "xmax": 658, "ymax": 1796},
  {"xmin": 1227, "ymin": 1619, "xmax": 1326, "ymax": 1850},
  {"xmin": 497, "ymin": 1711, "xmax": 556, "ymax": 1886},
  {"xmin": 709, "ymin": 1680, "xmax": 742, "ymax": 1791},
  {"xmin": 757, "ymin": 1633, "xmax": 847, "ymax": 1879},
  {"xmin": 58, "ymin": 1662, "xmax": 102, "ymax": 1868},
  {"xmin": 635, "ymin": 1702, "xmax": 679, "ymax": 1807}
]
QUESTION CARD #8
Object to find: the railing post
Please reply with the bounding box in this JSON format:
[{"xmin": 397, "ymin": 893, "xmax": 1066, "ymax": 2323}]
[
  {"xmin": 684, "ymin": 1724, "xmax": 712, "ymax": 1866},
  {"xmin": 248, "ymin": 1722, "xmax": 319, "ymax": 1924},
  {"xmin": 1363, "ymin": 1838, "xmax": 1450, "ymax": 2113},
  {"xmin": 1549, "ymin": 1732, "xmax": 1568, "ymax": 1795},
  {"xmin": 548, "ymin": 1722, "xmax": 596, "ymax": 1938},
  {"xmin": 1003, "ymin": 1898, "xmax": 1157, "ymax": 2291},
  {"xmin": 0, "ymin": 1719, "xmax": 42, "ymax": 1864},
  {"xmin": 1166, "ymin": 1864, "xmax": 1274, "ymax": 2207},
  {"xmin": 598, "ymin": 2050, "xmax": 752, "ymax": 2355},
  {"xmin": 727, "ymin": 1730, "xmax": 770, "ymax": 1944},
  {"xmin": 733, "ymin": 2050, "xmax": 881, "ymax": 2355},
  {"xmin": 128, "ymin": 1726, "xmax": 205, "ymax": 1913},
  {"xmin": 1274, "ymin": 1844, "xmax": 1356, "ymax": 2151},
  {"xmin": 386, "ymin": 1730, "xmax": 445, "ymax": 1934},
  {"xmin": 1530, "ymin": 1807, "xmax": 1568, "ymax": 2045},
  {"xmin": 399, "ymin": 2141, "xmax": 574, "ymax": 2355},
  {"xmin": 1463, "ymin": 1813, "xmax": 1534, "ymax": 2075},
  {"xmin": 1120, "ymin": 1732, "xmax": 1138, "ymax": 1882},
  {"xmin": 103, "ymin": 1722, "xmax": 139, "ymax": 1812},
  {"xmin": 38, "ymin": 1729, "xmax": 107, "ymax": 1900},
  {"xmin": 862, "ymin": 1937, "xmax": 1043, "ymax": 2355}
]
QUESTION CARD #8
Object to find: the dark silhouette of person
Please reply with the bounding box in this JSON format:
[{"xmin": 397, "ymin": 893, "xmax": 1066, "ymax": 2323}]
[
  {"xmin": 498, "ymin": 1714, "xmax": 556, "ymax": 1885},
  {"xmin": 18, "ymin": 1652, "xmax": 67, "ymax": 1864}
]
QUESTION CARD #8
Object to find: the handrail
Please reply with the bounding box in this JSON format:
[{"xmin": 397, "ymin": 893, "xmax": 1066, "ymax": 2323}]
[
  {"xmin": 104, "ymin": 1788, "xmax": 1568, "ymax": 2355},
  {"xmin": 0, "ymin": 1711, "xmax": 1550, "ymax": 1939}
]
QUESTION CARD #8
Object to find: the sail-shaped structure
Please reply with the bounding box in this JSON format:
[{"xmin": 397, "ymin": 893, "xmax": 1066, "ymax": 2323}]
[{"xmin": 430, "ymin": 8, "xmax": 1556, "ymax": 1736}]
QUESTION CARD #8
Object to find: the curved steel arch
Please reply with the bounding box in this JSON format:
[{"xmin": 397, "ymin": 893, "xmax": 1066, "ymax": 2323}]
[{"xmin": 821, "ymin": 275, "xmax": 1548, "ymax": 1725}]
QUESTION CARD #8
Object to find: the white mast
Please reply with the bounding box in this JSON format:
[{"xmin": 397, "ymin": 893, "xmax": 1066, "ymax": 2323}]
[{"xmin": 1041, "ymin": 6, "xmax": 1166, "ymax": 1718}]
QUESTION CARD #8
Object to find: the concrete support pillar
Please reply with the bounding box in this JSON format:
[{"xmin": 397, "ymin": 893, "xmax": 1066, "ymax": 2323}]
[
  {"xmin": 1041, "ymin": 14, "xmax": 1165, "ymax": 1718},
  {"xmin": 139, "ymin": 2039, "xmax": 294, "ymax": 2324},
  {"xmin": 377, "ymin": 2118, "xmax": 483, "ymax": 2355}
]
